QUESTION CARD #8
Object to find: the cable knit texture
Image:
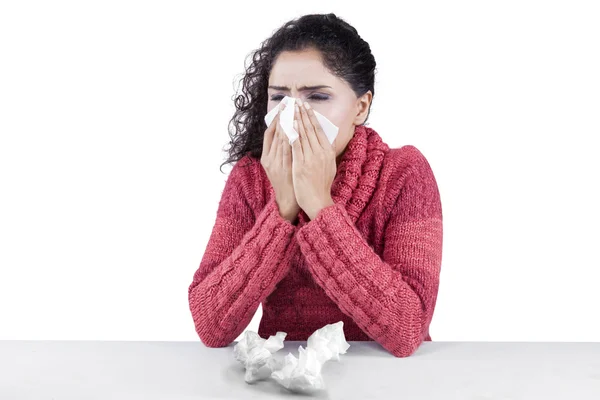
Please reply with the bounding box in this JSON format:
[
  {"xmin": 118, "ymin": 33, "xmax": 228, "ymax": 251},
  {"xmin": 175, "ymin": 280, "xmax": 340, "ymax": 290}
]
[{"xmin": 188, "ymin": 125, "xmax": 443, "ymax": 357}]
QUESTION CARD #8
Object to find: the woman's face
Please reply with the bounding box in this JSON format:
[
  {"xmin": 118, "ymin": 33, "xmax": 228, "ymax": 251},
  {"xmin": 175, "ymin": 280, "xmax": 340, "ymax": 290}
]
[{"xmin": 267, "ymin": 48, "xmax": 372, "ymax": 163}]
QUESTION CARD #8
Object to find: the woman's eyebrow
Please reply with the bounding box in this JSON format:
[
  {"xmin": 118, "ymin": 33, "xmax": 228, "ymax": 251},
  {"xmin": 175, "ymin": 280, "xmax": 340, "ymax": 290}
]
[{"xmin": 268, "ymin": 85, "xmax": 332, "ymax": 91}]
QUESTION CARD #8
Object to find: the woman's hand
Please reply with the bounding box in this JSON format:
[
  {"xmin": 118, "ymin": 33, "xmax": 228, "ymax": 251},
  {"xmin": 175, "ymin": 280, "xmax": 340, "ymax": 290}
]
[
  {"xmin": 290, "ymin": 100, "xmax": 336, "ymax": 221},
  {"xmin": 261, "ymin": 103, "xmax": 301, "ymax": 224}
]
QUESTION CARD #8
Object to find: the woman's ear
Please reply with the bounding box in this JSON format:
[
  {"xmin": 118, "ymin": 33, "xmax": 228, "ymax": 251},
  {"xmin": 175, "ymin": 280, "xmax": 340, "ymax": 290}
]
[{"xmin": 353, "ymin": 90, "xmax": 372, "ymax": 125}]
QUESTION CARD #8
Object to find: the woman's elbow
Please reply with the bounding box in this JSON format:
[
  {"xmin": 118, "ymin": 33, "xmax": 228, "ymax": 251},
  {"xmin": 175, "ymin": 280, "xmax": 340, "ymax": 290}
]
[
  {"xmin": 388, "ymin": 335, "xmax": 422, "ymax": 358},
  {"xmin": 193, "ymin": 319, "xmax": 232, "ymax": 348},
  {"xmin": 385, "ymin": 319, "xmax": 426, "ymax": 357},
  {"xmin": 199, "ymin": 332, "xmax": 231, "ymax": 348}
]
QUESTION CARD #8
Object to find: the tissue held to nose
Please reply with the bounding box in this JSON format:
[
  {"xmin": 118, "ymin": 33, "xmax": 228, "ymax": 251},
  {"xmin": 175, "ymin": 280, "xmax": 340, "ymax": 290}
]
[
  {"xmin": 233, "ymin": 321, "xmax": 350, "ymax": 392},
  {"xmin": 264, "ymin": 96, "xmax": 339, "ymax": 146}
]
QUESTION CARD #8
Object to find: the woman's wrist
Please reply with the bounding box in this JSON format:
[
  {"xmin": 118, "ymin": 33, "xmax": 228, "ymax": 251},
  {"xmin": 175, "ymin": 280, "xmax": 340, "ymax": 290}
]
[{"xmin": 277, "ymin": 201, "xmax": 300, "ymax": 225}]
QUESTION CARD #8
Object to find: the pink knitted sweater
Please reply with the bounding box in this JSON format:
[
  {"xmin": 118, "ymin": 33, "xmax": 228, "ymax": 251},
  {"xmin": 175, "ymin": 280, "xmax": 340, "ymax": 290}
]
[{"xmin": 188, "ymin": 125, "xmax": 443, "ymax": 357}]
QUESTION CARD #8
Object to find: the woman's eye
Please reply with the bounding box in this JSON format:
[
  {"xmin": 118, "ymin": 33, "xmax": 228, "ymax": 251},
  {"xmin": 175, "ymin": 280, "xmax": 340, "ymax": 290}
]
[
  {"xmin": 270, "ymin": 94, "xmax": 329, "ymax": 101},
  {"xmin": 308, "ymin": 94, "xmax": 329, "ymax": 101}
]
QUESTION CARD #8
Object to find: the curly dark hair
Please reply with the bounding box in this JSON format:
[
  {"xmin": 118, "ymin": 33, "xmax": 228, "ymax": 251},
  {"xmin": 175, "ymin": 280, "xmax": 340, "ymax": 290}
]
[{"xmin": 220, "ymin": 13, "xmax": 377, "ymax": 173}]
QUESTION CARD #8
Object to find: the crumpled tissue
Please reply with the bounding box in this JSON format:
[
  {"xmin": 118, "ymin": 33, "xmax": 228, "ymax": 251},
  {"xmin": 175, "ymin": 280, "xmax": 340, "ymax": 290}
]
[
  {"xmin": 264, "ymin": 95, "xmax": 339, "ymax": 146},
  {"xmin": 233, "ymin": 321, "xmax": 350, "ymax": 393},
  {"xmin": 233, "ymin": 331, "xmax": 287, "ymax": 383},
  {"xmin": 271, "ymin": 321, "xmax": 350, "ymax": 392}
]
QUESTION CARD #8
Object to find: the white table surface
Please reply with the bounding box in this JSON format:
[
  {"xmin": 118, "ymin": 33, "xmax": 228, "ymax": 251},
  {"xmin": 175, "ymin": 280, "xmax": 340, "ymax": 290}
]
[{"xmin": 1, "ymin": 340, "xmax": 599, "ymax": 399}]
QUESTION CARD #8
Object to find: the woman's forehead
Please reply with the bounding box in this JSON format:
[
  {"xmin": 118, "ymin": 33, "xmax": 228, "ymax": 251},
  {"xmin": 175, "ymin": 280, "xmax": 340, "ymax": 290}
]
[{"xmin": 269, "ymin": 52, "xmax": 337, "ymax": 87}]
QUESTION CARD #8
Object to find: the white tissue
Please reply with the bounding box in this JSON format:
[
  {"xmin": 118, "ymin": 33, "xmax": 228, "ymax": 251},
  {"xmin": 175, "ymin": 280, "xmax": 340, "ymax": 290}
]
[
  {"xmin": 270, "ymin": 321, "xmax": 350, "ymax": 393},
  {"xmin": 233, "ymin": 321, "xmax": 350, "ymax": 393},
  {"xmin": 264, "ymin": 96, "xmax": 339, "ymax": 146},
  {"xmin": 271, "ymin": 346, "xmax": 326, "ymax": 392},
  {"xmin": 307, "ymin": 320, "xmax": 351, "ymax": 363},
  {"xmin": 233, "ymin": 331, "xmax": 287, "ymax": 383}
]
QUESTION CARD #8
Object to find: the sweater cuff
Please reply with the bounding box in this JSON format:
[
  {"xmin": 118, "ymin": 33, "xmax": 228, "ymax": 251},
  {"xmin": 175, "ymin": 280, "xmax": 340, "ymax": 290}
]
[
  {"xmin": 259, "ymin": 196, "xmax": 297, "ymax": 236},
  {"xmin": 297, "ymin": 202, "xmax": 346, "ymax": 244}
]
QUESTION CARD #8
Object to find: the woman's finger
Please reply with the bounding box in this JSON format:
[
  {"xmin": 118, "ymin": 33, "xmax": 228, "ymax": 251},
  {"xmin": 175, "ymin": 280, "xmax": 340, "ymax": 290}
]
[
  {"xmin": 270, "ymin": 107, "xmax": 284, "ymax": 156},
  {"xmin": 281, "ymin": 126, "xmax": 291, "ymax": 167},
  {"xmin": 277, "ymin": 119, "xmax": 287, "ymax": 167},
  {"xmin": 294, "ymin": 103, "xmax": 312, "ymax": 155},
  {"xmin": 274, "ymin": 120, "xmax": 283, "ymax": 162},
  {"xmin": 291, "ymin": 131, "xmax": 303, "ymax": 164},
  {"xmin": 298, "ymin": 100, "xmax": 320, "ymax": 151},
  {"xmin": 265, "ymin": 104, "xmax": 284, "ymax": 156},
  {"xmin": 263, "ymin": 109, "xmax": 278, "ymax": 155},
  {"xmin": 303, "ymin": 102, "xmax": 329, "ymax": 149}
]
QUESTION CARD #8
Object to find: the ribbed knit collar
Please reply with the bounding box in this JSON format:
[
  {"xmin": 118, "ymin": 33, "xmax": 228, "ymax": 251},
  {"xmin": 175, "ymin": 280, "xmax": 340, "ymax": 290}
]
[{"xmin": 297, "ymin": 124, "xmax": 390, "ymax": 225}]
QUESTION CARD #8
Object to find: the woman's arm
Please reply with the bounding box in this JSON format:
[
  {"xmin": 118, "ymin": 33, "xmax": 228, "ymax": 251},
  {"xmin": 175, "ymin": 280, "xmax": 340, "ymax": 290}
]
[
  {"xmin": 296, "ymin": 151, "xmax": 443, "ymax": 357},
  {"xmin": 188, "ymin": 159, "xmax": 296, "ymax": 348}
]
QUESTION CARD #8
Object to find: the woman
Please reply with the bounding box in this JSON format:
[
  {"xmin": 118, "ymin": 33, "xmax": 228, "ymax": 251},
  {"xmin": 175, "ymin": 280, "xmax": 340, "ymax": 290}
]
[{"xmin": 188, "ymin": 13, "xmax": 443, "ymax": 358}]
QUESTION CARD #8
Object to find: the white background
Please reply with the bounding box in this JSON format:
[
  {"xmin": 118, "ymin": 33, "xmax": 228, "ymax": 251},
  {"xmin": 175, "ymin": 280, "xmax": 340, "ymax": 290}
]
[{"xmin": 1, "ymin": 0, "xmax": 598, "ymax": 343}]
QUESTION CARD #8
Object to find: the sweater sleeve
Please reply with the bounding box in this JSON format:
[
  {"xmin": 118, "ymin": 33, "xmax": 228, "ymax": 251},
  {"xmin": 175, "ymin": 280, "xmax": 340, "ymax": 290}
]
[
  {"xmin": 188, "ymin": 159, "xmax": 297, "ymax": 348},
  {"xmin": 295, "ymin": 152, "xmax": 443, "ymax": 357}
]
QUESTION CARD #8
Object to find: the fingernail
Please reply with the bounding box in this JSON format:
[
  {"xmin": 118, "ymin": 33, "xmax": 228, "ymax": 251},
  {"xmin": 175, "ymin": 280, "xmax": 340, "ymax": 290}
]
[
  {"xmin": 293, "ymin": 120, "xmax": 298, "ymax": 130},
  {"xmin": 304, "ymin": 102, "xmax": 310, "ymax": 110},
  {"xmin": 294, "ymin": 104, "xmax": 299, "ymax": 114},
  {"xmin": 296, "ymin": 98, "xmax": 303, "ymax": 107}
]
